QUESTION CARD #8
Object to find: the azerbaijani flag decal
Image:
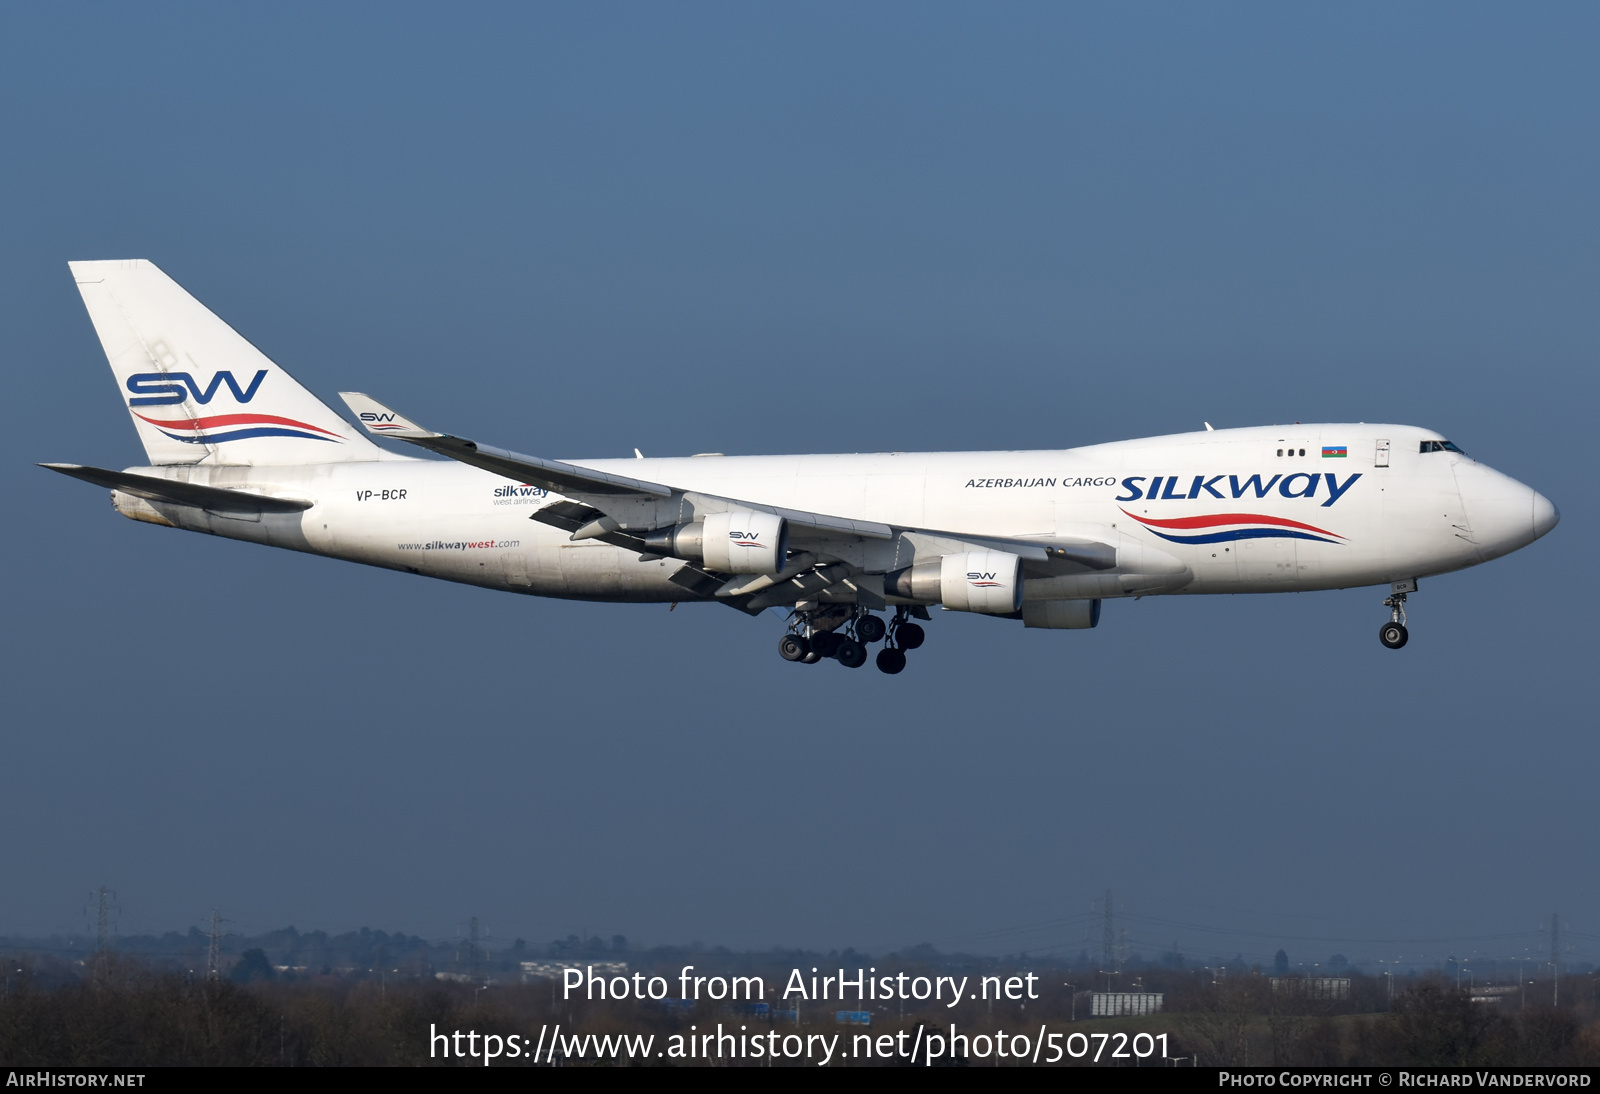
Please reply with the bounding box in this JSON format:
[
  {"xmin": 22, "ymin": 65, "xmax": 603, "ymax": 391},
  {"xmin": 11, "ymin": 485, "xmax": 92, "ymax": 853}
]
[
  {"xmin": 1322, "ymin": 446, "xmax": 1347, "ymax": 458},
  {"xmin": 1121, "ymin": 509, "xmax": 1344, "ymax": 546}
]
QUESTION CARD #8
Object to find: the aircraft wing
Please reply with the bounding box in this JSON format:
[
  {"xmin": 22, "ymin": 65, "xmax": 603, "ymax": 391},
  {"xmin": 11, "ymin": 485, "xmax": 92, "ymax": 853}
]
[
  {"xmin": 339, "ymin": 393, "xmax": 897, "ymax": 542},
  {"xmin": 339, "ymin": 394, "xmax": 1115, "ymax": 608},
  {"xmin": 338, "ymin": 393, "xmax": 674, "ymax": 498}
]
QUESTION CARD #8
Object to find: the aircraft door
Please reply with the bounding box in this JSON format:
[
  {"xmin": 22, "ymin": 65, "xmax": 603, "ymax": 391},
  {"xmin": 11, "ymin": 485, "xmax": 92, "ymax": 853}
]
[
  {"xmin": 1235, "ymin": 535, "xmax": 1297, "ymax": 585},
  {"xmin": 503, "ymin": 550, "xmax": 533, "ymax": 587}
]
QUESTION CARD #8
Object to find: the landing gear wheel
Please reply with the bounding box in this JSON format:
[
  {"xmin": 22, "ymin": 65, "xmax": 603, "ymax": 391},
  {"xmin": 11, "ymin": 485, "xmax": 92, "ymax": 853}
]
[
  {"xmin": 810, "ymin": 631, "xmax": 841, "ymax": 658},
  {"xmin": 835, "ymin": 638, "xmax": 867, "ymax": 668},
  {"xmin": 876, "ymin": 648, "xmax": 907, "ymax": 674},
  {"xmin": 1380, "ymin": 584, "xmax": 1412, "ymax": 649},
  {"xmin": 896, "ymin": 622, "xmax": 926, "ymax": 650},
  {"xmin": 778, "ymin": 634, "xmax": 811, "ymax": 662},
  {"xmin": 856, "ymin": 615, "xmax": 887, "ymax": 644},
  {"xmin": 801, "ymin": 651, "xmax": 822, "ymax": 664}
]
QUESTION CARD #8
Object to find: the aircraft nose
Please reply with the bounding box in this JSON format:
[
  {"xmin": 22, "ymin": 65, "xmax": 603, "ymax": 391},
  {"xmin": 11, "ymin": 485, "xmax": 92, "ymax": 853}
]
[
  {"xmin": 1454, "ymin": 463, "xmax": 1556, "ymax": 561},
  {"xmin": 1532, "ymin": 491, "xmax": 1559, "ymax": 540}
]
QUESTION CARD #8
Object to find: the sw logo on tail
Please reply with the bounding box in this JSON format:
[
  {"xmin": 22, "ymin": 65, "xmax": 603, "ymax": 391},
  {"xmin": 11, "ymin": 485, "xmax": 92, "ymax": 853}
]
[{"xmin": 126, "ymin": 369, "xmax": 269, "ymax": 407}]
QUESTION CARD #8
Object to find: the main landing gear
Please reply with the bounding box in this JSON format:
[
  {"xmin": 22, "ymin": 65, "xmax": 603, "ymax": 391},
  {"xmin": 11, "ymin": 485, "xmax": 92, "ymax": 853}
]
[
  {"xmin": 1378, "ymin": 579, "xmax": 1416, "ymax": 650},
  {"xmin": 875, "ymin": 607, "xmax": 925, "ymax": 675},
  {"xmin": 778, "ymin": 606, "xmax": 929, "ymax": 673}
]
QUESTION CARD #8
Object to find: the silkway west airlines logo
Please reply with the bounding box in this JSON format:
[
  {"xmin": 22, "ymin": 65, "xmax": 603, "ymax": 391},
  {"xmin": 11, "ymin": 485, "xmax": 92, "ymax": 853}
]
[
  {"xmin": 1115, "ymin": 472, "xmax": 1360, "ymax": 545},
  {"xmin": 125, "ymin": 370, "xmax": 341, "ymax": 445},
  {"xmin": 730, "ymin": 531, "xmax": 768, "ymax": 549},
  {"xmin": 357, "ymin": 411, "xmax": 409, "ymax": 433},
  {"xmin": 1123, "ymin": 509, "xmax": 1344, "ymax": 545},
  {"xmin": 1116, "ymin": 472, "xmax": 1361, "ymax": 507}
]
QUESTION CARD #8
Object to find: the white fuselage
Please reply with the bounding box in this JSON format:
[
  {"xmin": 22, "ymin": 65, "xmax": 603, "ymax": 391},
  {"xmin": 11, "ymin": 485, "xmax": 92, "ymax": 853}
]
[{"xmin": 112, "ymin": 423, "xmax": 1557, "ymax": 607}]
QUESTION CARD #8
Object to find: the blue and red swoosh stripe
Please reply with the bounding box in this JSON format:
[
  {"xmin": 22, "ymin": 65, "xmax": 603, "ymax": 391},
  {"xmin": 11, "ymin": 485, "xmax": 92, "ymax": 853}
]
[
  {"xmin": 1121, "ymin": 509, "xmax": 1343, "ymax": 545},
  {"xmin": 133, "ymin": 411, "xmax": 343, "ymax": 445}
]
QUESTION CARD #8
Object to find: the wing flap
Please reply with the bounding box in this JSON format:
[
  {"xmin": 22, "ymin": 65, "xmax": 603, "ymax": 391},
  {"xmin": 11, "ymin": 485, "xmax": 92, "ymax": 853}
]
[
  {"xmin": 666, "ymin": 563, "xmax": 729, "ymax": 598},
  {"xmin": 528, "ymin": 499, "xmax": 655, "ymax": 554}
]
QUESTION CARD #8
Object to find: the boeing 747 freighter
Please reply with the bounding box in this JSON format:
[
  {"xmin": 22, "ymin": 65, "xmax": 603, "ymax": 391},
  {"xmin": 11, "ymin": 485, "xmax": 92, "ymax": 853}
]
[{"xmin": 44, "ymin": 261, "xmax": 1559, "ymax": 673}]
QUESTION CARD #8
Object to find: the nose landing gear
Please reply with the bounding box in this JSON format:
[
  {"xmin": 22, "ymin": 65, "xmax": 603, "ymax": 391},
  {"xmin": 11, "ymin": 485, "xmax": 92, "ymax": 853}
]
[{"xmin": 1379, "ymin": 579, "xmax": 1416, "ymax": 649}]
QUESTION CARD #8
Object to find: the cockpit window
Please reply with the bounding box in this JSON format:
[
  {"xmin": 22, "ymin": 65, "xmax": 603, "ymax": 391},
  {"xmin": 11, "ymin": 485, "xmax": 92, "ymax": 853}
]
[{"xmin": 1420, "ymin": 440, "xmax": 1466, "ymax": 454}]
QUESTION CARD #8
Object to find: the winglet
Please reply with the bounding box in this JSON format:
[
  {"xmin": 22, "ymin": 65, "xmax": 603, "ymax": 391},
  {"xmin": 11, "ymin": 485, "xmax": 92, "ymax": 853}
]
[{"xmin": 337, "ymin": 393, "xmax": 442, "ymax": 439}]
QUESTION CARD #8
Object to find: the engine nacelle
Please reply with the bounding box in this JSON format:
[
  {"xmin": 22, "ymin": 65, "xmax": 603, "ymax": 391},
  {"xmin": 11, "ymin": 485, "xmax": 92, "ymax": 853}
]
[
  {"xmin": 701, "ymin": 511, "xmax": 789, "ymax": 574},
  {"xmin": 637, "ymin": 511, "xmax": 789, "ymax": 574},
  {"xmin": 885, "ymin": 550, "xmax": 1023, "ymax": 614},
  {"xmin": 1022, "ymin": 599, "xmax": 1101, "ymax": 629}
]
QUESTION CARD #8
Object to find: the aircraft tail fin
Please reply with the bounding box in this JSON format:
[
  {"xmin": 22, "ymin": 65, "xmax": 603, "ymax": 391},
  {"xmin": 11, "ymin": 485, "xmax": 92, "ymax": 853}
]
[{"xmin": 69, "ymin": 260, "xmax": 397, "ymax": 465}]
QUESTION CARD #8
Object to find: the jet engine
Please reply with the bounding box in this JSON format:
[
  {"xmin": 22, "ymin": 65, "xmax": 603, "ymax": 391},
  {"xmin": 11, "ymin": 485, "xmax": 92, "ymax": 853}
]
[
  {"xmin": 639, "ymin": 511, "xmax": 789, "ymax": 574},
  {"xmin": 884, "ymin": 550, "xmax": 1023, "ymax": 614}
]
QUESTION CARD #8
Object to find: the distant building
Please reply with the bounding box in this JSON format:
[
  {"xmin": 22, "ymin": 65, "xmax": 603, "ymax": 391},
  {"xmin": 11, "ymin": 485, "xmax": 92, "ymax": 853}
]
[
  {"xmin": 1269, "ymin": 977, "xmax": 1350, "ymax": 1001},
  {"xmin": 836, "ymin": 1011, "xmax": 872, "ymax": 1025},
  {"xmin": 1470, "ymin": 986, "xmax": 1517, "ymax": 1005},
  {"xmin": 520, "ymin": 959, "xmax": 626, "ymax": 983},
  {"xmin": 1091, "ymin": 992, "xmax": 1164, "ymax": 1017}
]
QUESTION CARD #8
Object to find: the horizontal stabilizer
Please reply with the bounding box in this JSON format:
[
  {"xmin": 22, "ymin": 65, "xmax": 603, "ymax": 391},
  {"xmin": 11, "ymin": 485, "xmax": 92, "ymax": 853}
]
[{"xmin": 39, "ymin": 463, "xmax": 313, "ymax": 514}]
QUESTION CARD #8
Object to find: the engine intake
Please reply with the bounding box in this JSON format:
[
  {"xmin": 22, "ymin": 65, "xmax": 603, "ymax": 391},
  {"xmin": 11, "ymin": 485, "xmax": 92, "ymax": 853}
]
[{"xmin": 703, "ymin": 511, "xmax": 788, "ymax": 573}]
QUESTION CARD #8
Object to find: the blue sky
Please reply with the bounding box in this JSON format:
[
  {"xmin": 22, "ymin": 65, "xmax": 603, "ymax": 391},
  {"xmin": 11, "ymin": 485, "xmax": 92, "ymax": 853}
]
[{"xmin": 2, "ymin": 3, "xmax": 1595, "ymax": 966}]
